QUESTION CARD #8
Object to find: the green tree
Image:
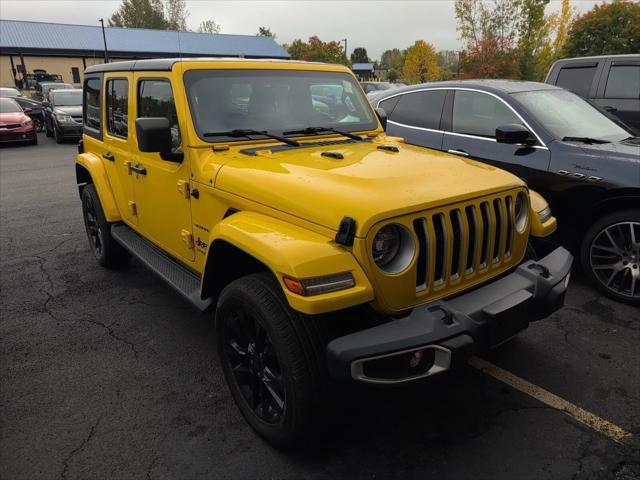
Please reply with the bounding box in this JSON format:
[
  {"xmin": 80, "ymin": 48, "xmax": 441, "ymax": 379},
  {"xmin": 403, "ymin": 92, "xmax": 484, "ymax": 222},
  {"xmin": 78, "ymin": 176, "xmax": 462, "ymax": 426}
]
[
  {"xmin": 257, "ymin": 27, "xmax": 275, "ymax": 39},
  {"xmin": 533, "ymin": 0, "xmax": 576, "ymax": 80},
  {"xmin": 402, "ymin": 40, "xmax": 441, "ymax": 84},
  {"xmin": 350, "ymin": 47, "xmax": 370, "ymax": 64},
  {"xmin": 109, "ymin": 0, "xmax": 169, "ymax": 29},
  {"xmin": 198, "ymin": 19, "xmax": 221, "ymax": 34},
  {"xmin": 165, "ymin": 0, "xmax": 188, "ymax": 30},
  {"xmin": 285, "ymin": 36, "xmax": 347, "ymax": 65},
  {"xmin": 387, "ymin": 68, "xmax": 400, "ymax": 82},
  {"xmin": 517, "ymin": 0, "xmax": 549, "ymax": 80},
  {"xmin": 455, "ymin": 0, "xmax": 520, "ymax": 78},
  {"xmin": 437, "ymin": 50, "xmax": 459, "ymax": 78},
  {"xmin": 380, "ymin": 48, "xmax": 405, "ymax": 71},
  {"xmin": 563, "ymin": 0, "xmax": 640, "ymax": 56}
]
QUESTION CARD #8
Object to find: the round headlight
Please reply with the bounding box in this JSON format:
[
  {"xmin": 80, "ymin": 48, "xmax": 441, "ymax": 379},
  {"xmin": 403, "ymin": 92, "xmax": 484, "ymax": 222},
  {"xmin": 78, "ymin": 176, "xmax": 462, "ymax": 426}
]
[
  {"xmin": 515, "ymin": 192, "xmax": 529, "ymax": 233},
  {"xmin": 372, "ymin": 224, "xmax": 415, "ymax": 274}
]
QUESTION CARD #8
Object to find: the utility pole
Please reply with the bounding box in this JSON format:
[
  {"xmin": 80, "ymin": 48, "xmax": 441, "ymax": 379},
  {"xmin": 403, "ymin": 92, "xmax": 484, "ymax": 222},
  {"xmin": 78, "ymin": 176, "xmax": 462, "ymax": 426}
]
[
  {"xmin": 342, "ymin": 38, "xmax": 348, "ymax": 62},
  {"xmin": 99, "ymin": 19, "xmax": 109, "ymax": 63}
]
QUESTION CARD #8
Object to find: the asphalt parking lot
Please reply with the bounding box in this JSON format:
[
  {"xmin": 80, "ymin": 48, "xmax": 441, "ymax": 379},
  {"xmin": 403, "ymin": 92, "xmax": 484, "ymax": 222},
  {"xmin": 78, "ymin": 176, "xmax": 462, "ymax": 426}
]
[{"xmin": 1, "ymin": 134, "xmax": 639, "ymax": 480}]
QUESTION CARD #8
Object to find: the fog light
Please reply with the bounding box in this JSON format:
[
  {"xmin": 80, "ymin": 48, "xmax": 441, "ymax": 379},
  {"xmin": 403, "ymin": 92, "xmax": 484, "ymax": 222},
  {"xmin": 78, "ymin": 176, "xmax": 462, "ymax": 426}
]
[{"xmin": 409, "ymin": 350, "xmax": 423, "ymax": 368}]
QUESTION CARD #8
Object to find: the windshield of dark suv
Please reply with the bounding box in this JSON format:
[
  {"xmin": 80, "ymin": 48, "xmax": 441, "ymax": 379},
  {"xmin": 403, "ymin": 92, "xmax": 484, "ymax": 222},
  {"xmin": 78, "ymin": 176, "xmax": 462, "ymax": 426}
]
[
  {"xmin": 184, "ymin": 69, "xmax": 377, "ymax": 142},
  {"xmin": 513, "ymin": 89, "xmax": 631, "ymax": 142},
  {"xmin": 51, "ymin": 90, "xmax": 82, "ymax": 106}
]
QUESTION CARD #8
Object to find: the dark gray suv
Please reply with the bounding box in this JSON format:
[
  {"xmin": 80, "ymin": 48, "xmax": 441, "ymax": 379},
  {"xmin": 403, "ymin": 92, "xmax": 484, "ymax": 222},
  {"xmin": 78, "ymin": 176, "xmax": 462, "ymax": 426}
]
[
  {"xmin": 545, "ymin": 54, "xmax": 639, "ymax": 133},
  {"xmin": 371, "ymin": 80, "xmax": 640, "ymax": 304}
]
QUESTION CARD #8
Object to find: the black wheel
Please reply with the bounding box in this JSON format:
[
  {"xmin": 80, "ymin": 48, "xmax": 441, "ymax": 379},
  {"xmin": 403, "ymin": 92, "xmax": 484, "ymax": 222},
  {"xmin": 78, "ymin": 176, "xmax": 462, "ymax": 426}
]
[
  {"xmin": 81, "ymin": 184, "xmax": 130, "ymax": 268},
  {"xmin": 34, "ymin": 117, "xmax": 44, "ymax": 133},
  {"xmin": 54, "ymin": 126, "xmax": 63, "ymax": 144},
  {"xmin": 45, "ymin": 120, "xmax": 52, "ymax": 137},
  {"xmin": 216, "ymin": 272, "xmax": 327, "ymax": 447},
  {"xmin": 581, "ymin": 210, "xmax": 640, "ymax": 305}
]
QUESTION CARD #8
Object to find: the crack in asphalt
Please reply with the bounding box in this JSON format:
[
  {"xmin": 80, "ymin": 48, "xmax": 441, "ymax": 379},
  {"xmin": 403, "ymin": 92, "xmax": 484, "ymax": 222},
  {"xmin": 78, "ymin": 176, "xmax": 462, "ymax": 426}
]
[
  {"xmin": 146, "ymin": 455, "xmax": 160, "ymax": 480},
  {"xmin": 29, "ymin": 242, "xmax": 143, "ymax": 359},
  {"xmin": 79, "ymin": 317, "xmax": 140, "ymax": 359},
  {"xmin": 60, "ymin": 415, "xmax": 103, "ymax": 480}
]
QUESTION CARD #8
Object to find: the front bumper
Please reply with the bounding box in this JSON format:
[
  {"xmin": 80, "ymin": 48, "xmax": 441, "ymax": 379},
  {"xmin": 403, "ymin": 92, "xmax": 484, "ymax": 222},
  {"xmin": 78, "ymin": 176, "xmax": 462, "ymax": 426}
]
[
  {"xmin": 0, "ymin": 127, "xmax": 36, "ymax": 143},
  {"xmin": 57, "ymin": 123, "xmax": 83, "ymax": 137},
  {"xmin": 327, "ymin": 246, "xmax": 573, "ymax": 384}
]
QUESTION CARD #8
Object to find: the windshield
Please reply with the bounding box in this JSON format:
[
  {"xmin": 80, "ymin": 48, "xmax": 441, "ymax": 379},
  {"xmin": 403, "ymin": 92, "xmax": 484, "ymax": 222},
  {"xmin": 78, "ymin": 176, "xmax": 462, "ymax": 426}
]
[
  {"xmin": 0, "ymin": 98, "xmax": 22, "ymax": 113},
  {"xmin": 513, "ymin": 89, "xmax": 630, "ymax": 142},
  {"xmin": 52, "ymin": 90, "xmax": 82, "ymax": 106},
  {"xmin": 184, "ymin": 69, "xmax": 377, "ymax": 141}
]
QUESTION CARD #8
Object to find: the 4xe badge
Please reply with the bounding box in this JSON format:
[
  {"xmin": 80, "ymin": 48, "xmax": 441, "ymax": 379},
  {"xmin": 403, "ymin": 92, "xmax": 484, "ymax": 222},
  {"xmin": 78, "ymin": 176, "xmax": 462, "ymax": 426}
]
[{"xmin": 195, "ymin": 237, "xmax": 208, "ymax": 249}]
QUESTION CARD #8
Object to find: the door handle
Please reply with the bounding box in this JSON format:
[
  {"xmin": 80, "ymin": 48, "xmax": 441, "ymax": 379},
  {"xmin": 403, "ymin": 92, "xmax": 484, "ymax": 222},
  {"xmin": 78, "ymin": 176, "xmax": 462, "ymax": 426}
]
[
  {"xmin": 603, "ymin": 106, "xmax": 618, "ymax": 113},
  {"xmin": 130, "ymin": 164, "xmax": 147, "ymax": 175},
  {"xmin": 447, "ymin": 149, "xmax": 469, "ymax": 157},
  {"xmin": 102, "ymin": 152, "xmax": 115, "ymax": 161}
]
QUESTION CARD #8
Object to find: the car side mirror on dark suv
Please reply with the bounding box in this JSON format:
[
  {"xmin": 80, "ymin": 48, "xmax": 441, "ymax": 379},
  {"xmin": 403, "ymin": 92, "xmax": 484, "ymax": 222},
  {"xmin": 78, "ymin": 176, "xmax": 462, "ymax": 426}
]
[
  {"xmin": 496, "ymin": 124, "xmax": 535, "ymax": 146},
  {"xmin": 375, "ymin": 107, "xmax": 387, "ymax": 131}
]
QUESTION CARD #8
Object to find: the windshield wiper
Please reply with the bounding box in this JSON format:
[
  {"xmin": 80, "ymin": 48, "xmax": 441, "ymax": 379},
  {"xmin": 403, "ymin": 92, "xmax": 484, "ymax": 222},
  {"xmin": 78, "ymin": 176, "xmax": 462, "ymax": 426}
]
[
  {"xmin": 283, "ymin": 126, "xmax": 364, "ymax": 141},
  {"xmin": 562, "ymin": 136, "xmax": 610, "ymax": 144},
  {"xmin": 203, "ymin": 129, "xmax": 300, "ymax": 147}
]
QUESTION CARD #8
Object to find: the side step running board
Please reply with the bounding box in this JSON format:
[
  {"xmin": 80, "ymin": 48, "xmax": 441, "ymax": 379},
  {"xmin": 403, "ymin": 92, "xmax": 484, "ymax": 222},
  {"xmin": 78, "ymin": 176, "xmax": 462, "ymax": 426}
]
[{"xmin": 111, "ymin": 223, "xmax": 213, "ymax": 312}]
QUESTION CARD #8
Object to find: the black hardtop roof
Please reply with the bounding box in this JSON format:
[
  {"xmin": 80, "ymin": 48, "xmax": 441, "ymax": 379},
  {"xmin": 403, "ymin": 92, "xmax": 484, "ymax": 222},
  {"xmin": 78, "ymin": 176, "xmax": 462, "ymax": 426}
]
[{"xmin": 84, "ymin": 57, "xmax": 331, "ymax": 75}]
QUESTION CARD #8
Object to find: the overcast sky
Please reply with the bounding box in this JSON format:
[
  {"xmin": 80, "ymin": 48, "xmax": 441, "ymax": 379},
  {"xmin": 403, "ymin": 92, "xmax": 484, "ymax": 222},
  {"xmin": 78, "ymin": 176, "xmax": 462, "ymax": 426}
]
[{"xmin": 3, "ymin": 0, "xmax": 602, "ymax": 60}]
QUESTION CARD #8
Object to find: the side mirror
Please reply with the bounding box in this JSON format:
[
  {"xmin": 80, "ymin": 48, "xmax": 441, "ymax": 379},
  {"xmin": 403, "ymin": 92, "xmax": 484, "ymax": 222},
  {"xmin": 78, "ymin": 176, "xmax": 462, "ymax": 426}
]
[
  {"xmin": 375, "ymin": 107, "xmax": 387, "ymax": 131},
  {"xmin": 136, "ymin": 117, "xmax": 173, "ymax": 153},
  {"xmin": 496, "ymin": 124, "xmax": 535, "ymax": 146}
]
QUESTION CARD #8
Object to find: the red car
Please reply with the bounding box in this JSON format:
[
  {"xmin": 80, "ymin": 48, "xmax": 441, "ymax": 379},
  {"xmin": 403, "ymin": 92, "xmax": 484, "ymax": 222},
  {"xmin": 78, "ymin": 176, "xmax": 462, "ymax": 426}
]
[{"xmin": 0, "ymin": 97, "xmax": 37, "ymax": 145}]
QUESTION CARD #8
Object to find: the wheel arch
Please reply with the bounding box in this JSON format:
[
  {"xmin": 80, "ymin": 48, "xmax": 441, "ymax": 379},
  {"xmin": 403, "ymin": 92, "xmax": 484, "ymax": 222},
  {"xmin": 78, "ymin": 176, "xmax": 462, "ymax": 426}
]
[
  {"xmin": 200, "ymin": 211, "xmax": 374, "ymax": 315},
  {"xmin": 75, "ymin": 153, "xmax": 121, "ymax": 222}
]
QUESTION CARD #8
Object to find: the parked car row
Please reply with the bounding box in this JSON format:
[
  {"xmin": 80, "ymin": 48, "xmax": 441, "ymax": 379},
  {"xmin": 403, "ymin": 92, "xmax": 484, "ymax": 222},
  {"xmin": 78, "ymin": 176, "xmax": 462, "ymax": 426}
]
[
  {"xmin": 369, "ymin": 54, "xmax": 639, "ymax": 304},
  {"xmin": 0, "ymin": 81, "xmax": 83, "ymax": 145}
]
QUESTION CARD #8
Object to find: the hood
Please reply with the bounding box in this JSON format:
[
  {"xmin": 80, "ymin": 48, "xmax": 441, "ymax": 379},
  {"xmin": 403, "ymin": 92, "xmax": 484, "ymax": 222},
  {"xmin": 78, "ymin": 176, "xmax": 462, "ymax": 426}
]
[
  {"xmin": 0, "ymin": 112, "xmax": 28, "ymax": 124},
  {"xmin": 563, "ymin": 138, "xmax": 640, "ymax": 159},
  {"xmin": 54, "ymin": 106, "xmax": 82, "ymax": 116},
  {"xmin": 214, "ymin": 138, "xmax": 524, "ymax": 236}
]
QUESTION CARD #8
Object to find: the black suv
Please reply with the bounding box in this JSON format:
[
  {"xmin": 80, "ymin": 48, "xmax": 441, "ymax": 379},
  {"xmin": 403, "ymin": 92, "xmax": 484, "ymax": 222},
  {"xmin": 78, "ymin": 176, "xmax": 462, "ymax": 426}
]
[{"xmin": 545, "ymin": 54, "xmax": 640, "ymax": 133}]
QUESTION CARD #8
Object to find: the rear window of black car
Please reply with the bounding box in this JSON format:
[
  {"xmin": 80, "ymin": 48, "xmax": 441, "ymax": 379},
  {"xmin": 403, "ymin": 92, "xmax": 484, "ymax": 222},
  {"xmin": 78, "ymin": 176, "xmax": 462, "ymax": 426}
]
[{"xmin": 387, "ymin": 90, "xmax": 446, "ymax": 130}]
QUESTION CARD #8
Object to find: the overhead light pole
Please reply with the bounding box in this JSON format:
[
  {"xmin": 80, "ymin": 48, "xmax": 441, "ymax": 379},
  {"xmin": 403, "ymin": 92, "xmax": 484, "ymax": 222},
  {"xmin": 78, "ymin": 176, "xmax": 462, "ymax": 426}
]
[{"xmin": 99, "ymin": 18, "xmax": 109, "ymax": 63}]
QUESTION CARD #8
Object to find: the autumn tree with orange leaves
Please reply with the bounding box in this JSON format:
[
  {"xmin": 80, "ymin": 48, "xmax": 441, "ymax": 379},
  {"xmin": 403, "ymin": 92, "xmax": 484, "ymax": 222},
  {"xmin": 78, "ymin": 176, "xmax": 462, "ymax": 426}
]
[{"xmin": 402, "ymin": 40, "xmax": 440, "ymax": 84}]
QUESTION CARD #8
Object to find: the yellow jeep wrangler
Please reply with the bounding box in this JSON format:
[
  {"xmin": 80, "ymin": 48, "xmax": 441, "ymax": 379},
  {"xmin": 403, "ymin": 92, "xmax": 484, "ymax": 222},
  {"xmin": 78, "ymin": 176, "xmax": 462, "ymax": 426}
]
[{"xmin": 76, "ymin": 58, "xmax": 572, "ymax": 445}]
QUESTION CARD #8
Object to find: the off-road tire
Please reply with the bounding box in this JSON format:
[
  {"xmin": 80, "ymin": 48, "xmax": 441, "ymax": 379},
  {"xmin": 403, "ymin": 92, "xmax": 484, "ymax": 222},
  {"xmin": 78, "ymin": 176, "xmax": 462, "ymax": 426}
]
[
  {"xmin": 580, "ymin": 209, "xmax": 640, "ymax": 305},
  {"xmin": 81, "ymin": 184, "xmax": 130, "ymax": 268},
  {"xmin": 216, "ymin": 272, "xmax": 328, "ymax": 447}
]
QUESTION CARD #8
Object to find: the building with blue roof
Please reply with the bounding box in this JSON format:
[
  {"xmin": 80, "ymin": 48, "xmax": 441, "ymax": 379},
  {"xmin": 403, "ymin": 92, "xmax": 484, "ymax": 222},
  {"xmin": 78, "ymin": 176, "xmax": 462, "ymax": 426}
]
[
  {"xmin": 351, "ymin": 62, "xmax": 375, "ymax": 80},
  {"xmin": 0, "ymin": 19, "xmax": 290, "ymax": 88}
]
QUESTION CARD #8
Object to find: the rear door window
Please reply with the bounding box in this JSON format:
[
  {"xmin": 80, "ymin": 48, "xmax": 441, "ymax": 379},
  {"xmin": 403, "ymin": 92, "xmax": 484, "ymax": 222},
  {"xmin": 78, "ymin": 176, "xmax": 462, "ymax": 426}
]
[
  {"xmin": 452, "ymin": 90, "xmax": 520, "ymax": 138},
  {"xmin": 604, "ymin": 64, "xmax": 640, "ymax": 99},
  {"xmin": 106, "ymin": 79, "xmax": 128, "ymax": 138},
  {"xmin": 388, "ymin": 90, "xmax": 446, "ymax": 130},
  {"xmin": 83, "ymin": 77, "xmax": 102, "ymax": 135},
  {"xmin": 555, "ymin": 66, "xmax": 597, "ymax": 97}
]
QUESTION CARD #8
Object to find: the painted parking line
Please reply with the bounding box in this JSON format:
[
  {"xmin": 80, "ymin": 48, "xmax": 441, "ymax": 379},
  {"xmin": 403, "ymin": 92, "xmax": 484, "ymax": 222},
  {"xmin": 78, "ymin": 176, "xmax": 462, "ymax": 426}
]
[{"xmin": 469, "ymin": 356, "xmax": 635, "ymax": 446}]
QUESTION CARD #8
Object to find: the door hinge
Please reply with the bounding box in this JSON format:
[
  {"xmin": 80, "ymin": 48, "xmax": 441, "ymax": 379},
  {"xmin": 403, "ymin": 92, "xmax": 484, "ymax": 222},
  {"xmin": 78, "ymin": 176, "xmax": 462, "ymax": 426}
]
[
  {"xmin": 181, "ymin": 230, "xmax": 194, "ymax": 249},
  {"xmin": 128, "ymin": 200, "xmax": 137, "ymax": 216},
  {"xmin": 177, "ymin": 180, "xmax": 190, "ymax": 198}
]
